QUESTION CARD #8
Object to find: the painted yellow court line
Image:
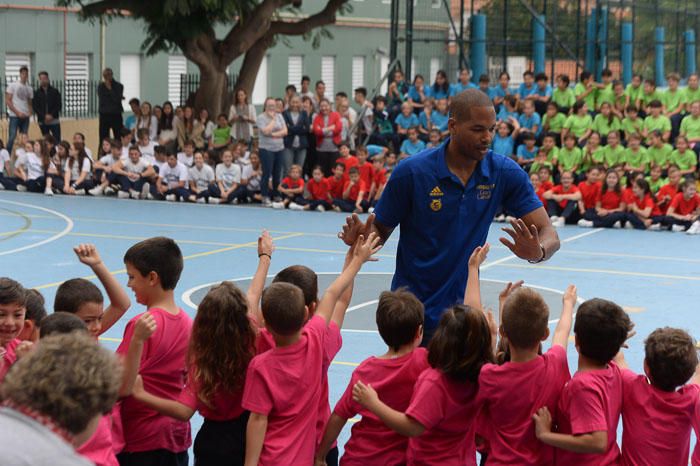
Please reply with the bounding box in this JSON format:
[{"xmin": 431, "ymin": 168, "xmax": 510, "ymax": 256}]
[
  {"xmin": 31, "ymin": 232, "xmax": 304, "ymax": 290},
  {"xmin": 496, "ymin": 263, "xmax": 700, "ymax": 281}
]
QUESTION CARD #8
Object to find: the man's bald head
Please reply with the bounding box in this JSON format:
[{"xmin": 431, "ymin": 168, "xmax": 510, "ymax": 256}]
[{"xmin": 449, "ymin": 89, "xmax": 494, "ymax": 121}]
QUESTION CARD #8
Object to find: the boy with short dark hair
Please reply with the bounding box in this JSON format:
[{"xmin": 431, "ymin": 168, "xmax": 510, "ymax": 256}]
[
  {"xmin": 91, "ymin": 138, "xmax": 123, "ymax": 196},
  {"xmin": 112, "ymin": 145, "xmax": 156, "ymax": 200},
  {"xmin": 17, "ymin": 289, "xmax": 46, "ymax": 342},
  {"xmin": 156, "ymin": 151, "xmax": 190, "ymax": 202},
  {"xmin": 333, "ymin": 166, "xmax": 367, "ymax": 213},
  {"xmin": 39, "ymin": 312, "xmax": 88, "ymax": 338},
  {"xmin": 0, "ymin": 277, "xmax": 28, "ymax": 382},
  {"xmin": 316, "ymin": 289, "xmax": 428, "ymax": 466},
  {"xmin": 534, "ymin": 298, "xmax": 633, "ymax": 465},
  {"xmin": 117, "ymin": 237, "xmax": 193, "ymax": 466}
]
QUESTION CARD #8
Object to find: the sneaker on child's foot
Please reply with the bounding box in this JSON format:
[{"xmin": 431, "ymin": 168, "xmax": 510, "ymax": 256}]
[
  {"xmin": 648, "ymin": 223, "xmax": 662, "ymax": 231},
  {"xmin": 288, "ymin": 202, "xmax": 304, "ymax": 211},
  {"xmin": 332, "ymin": 205, "xmax": 342, "ymax": 213},
  {"xmin": 0, "ymin": 183, "xmax": 4, "ymax": 190},
  {"xmin": 316, "ymin": 204, "xmax": 326, "ymax": 212},
  {"xmin": 613, "ymin": 221, "xmax": 622, "ymax": 229},
  {"xmin": 494, "ymin": 214, "xmax": 506, "ymax": 223},
  {"xmin": 141, "ymin": 182, "xmax": 150, "ymax": 199},
  {"xmin": 505, "ymin": 216, "xmax": 516, "ymax": 224},
  {"xmin": 577, "ymin": 219, "xmax": 594, "ymax": 228},
  {"xmin": 271, "ymin": 201, "xmax": 285, "ymax": 209},
  {"xmin": 687, "ymin": 220, "xmax": 700, "ymax": 235},
  {"xmin": 165, "ymin": 194, "xmax": 176, "ymax": 202},
  {"xmin": 74, "ymin": 189, "xmax": 85, "ymax": 196},
  {"xmin": 232, "ymin": 198, "xmax": 239, "ymax": 205},
  {"xmin": 16, "ymin": 184, "xmax": 27, "ymax": 192},
  {"xmin": 672, "ymin": 224, "xmax": 687, "ymax": 232},
  {"xmin": 262, "ymin": 197, "xmax": 272, "ymax": 207},
  {"xmin": 196, "ymin": 197, "xmax": 206, "ymax": 204},
  {"xmin": 368, "ymin": 207, "xmax": 375, "ymax": 214},
  {"xmin": 129, "ymin": 189, "xmax": 140, "ymax": 200},
  {"xmin": 44, "ymin": 187, "xmax": 53, "ymax": 196},
  {"xmin": 624, "ymin": 222, "xmax": 634, "ymax": 229},
  {"xmin": 553, "ymin": 218, "xmax": 565, "ymax": 228},
  {"xmin": 89, "ymin": 185, "xmax": 104, "ymax": 196},
  {"xmin": 549, "ymin": 215, "xmax": 559, "ymax": 223},
  {"xmin": 104, "ymin": 186, "xmax": 115, "ymax": 196},
  {"xmin": 208, "ymin": 197, "xmax": 220, "ymax": 205},
  {"xmin": 117, "ymin": 191, "xmax": 130, "ymax": 199}
]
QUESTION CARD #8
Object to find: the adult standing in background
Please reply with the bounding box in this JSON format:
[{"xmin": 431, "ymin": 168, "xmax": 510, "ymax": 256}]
[
  {"xmin": 312, "ymin": 99, "xmax": 342, "ymax": 176},
  {"xmin": 282, "ymin": 95, "xmax": 310, "ymax": 179},
  {"xmin": 228, "ymin": 88, "xmax": 256, "ymax": 146},
  {"xmin": 257, "ymin": 97, "xmax": 288, "ymax": 206},
  {"xmin": 97, "ymin": 68, "xmax": 124, "ymax": 143},
  {"xmin": 5, "ymin": 65, "xmax": 33, "ymax": 153},
  {"xmin": 33, "ymin": 71, "xmax": 62, "ymax": 141}
]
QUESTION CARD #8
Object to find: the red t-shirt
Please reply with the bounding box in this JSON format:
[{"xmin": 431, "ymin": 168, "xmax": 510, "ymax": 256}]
[
  {"xmin": 336, "ymin": 156, "xmax": 359, "ymax": 180},
  {"xmin": 669, "ymin": 192, "xmax": 700, "ymax": 216},
  {"xmin": 578, "ymin": 181, "xmax": 602, "ymax": 210},
  {"xmin": 177, "ymin": 367, "xmax": 245, "ymax": 421},
  {"xmin": 326, "ymin": 176, "xmax": 345, "ymax": 200},
  {"xmin": 597, "ymin": 190, "xmax": 624, "ymax": 210},
  {"xmin": 551, "ymin": 184, "xmax": 580, "ymax": 209},
  {"xmin": 541, "ymin": 180, "xmax": 554, "ymax": 192},
  {"xmin": 657, "ymin": 183, "xmax": 679, "ymax": 213},
  {"xmin": 372, "ymin": 168, "xmax": 388, "ymax": 189},
  {"xmin": 242, "ymin": 315, "xmax": 328, "ymax": 466},
  {"xmin": 307, "ymin": 178, "xmax": 331, "ymax": 201},
  {"xmin": 477, "ymin": 345, "xmax": 570, "ymax": 466},
  {"xmin": 631, "ymin": 194, "xmax": 662, "ymax": 217},
  {"xmin": 358, "ymin": 161, "xmax": 373, "ymax": 188},
  {"xmin": 622, "ymin": 187, "xmax": 635, "ymax": 206},
  {"xmin": 334, "ymin": 349, "xmax": 429, "ymax": 466},
  {"xmin": 0, "ymin": 338, "xmax": 20, "ymax": 383},
  {"xmin": 620, "ymin": 370, "xmax": 700, "ymax": 466},
  {"xmin": 116, "ymin": 308, "xmax": 193, "ymax": 454},
  {"xmin": 555, "ymin": 363, "xmax": 623, "ymax": 466},
  {"xmin": 343, "ymin": 179, "xmax": 367, "ymax": 202},
  {"xmin": 405, "ymin": 367, "xmax": 480, "ymax": 466},
  {"xmin": 281, "ymin": 176, "xmax": 304, "ymax": 190},
  {"xmin": 535, "ymin": 186, "xmax": 547, "ymax": 205},
  {"xmin": 77, "ymin": 415, "xmax": 119, "ymax": 466}
]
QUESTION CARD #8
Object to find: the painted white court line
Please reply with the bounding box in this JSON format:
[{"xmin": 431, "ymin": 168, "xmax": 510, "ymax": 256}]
[{"xmin": 0, "ymin": 199, "xmax": 74, "ymax": 257}]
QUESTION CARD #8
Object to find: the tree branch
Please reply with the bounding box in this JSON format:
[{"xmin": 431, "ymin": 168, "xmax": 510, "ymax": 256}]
[
  {"xmin": 234, "ymin": 32, "xmax": 276, "ymax": 98},
  {"xmin": 78, "ymin": 0, "xmax": 141, "ymax": 17},
  {"xmin": 268, "ymin": 0, "xmax": 348, "ymax": 36}
]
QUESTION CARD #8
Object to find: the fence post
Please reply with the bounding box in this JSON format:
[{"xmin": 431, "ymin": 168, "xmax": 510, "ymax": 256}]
[
  {"xmin": 621, "ymin": 22, "xmax": 633, "ymax": 86},
  {"xmin": 655, "ymin": 27, "xmax": 666, "ymax": 87},
  {"xmin": 470, "ymin": 14, "xmax": 486, "ymax": 84},
  {"xmin": 685, "ymin": 29, "xmax": 697, "ymax": 78},
  {"xmin": 532, "ymin": 14, "xmax": 546, "ymax": 75},
  {"xmin": 596, "ymin": 6, "xmax": 608, "ymax": 81},
  {"xmin": 585, "ymin": 7, "xmax": 597, "ymax": 73}
]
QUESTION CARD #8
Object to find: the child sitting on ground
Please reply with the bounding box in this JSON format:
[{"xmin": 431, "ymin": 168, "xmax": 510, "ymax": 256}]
[
  {"xmin": 113, "ymin": 145, "xmax": 156, "ymax": 200},
  {"xmin": 303, "ymin": 165, "xmax": 333, "ymax": 212},
  {"xmin": 156, "ymin": 151, "xmax": 190, "ymax": 202},
  {"xmin": 188, "ymin": 151, "xmax": 216, "ymax": 204},
  {"xmin": 211, "ymin": 149, "xmax": 245, "ymax": 204},
  {"xmin": 333, "ymin": 167, "xmax": 368, "ymax": 214},
  {"xmin": 543, "ymin": 171, "xmax": 582, "ymax": 227},
  {"xmin": 272, "ymin": 164, "xmax": 305, "ymax": 210}
]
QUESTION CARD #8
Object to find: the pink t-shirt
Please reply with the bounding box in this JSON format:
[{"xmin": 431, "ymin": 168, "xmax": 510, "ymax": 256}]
[
  {"xmin": 334, "ymin": 348, "xmax": 429, "ymax": 466},
  {"xmin": 478, "ymin": 345, "xmax": 570, "ymax": 466},
  {"xmin": 405, "ymin": 367, "xmax": 480, "ymax": 466},
  {"xmin": 116, "ymin": 308, "xmax": 193, "ymax": 454},
  {"xmin": 177, "ymin": 367, "xmax": 246, "ymax": 421},
  {"xmin": 693, "ymin": 400, "xmax": 700, "ymax": 466},
  {"xmin": 0, "ymin": 338, "xmax": 21, "ymax": 383},
  {"xmin": 256, "ymin": 317, "xmax": 342, "ymax": 448},
  {"xmin": 555, "ymin": 363, "xmax": 623, "ymax": 466},
  {"xmin": 77, "ymin": 414, "xmax": 119, "ymax": 466},
  {"xmin": 242, "ymin": 314, "xmax": 328, "ymax": 465},
  {"xmin": 620, "ymin": 370, "xmax": 700, "ymax": 466}
]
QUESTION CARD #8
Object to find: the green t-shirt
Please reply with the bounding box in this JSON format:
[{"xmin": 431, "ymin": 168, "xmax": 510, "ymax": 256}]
[
  {"xmin": 574, "ymin": 82, "xmax": 596, "ymax": 110},
  {"xmin": 601, "ymin": 144, "xmax": 625, "ymax": 167},
  {"xmin": 552, "ymin": 87, "xmax": 576, "ymax": 109},
  {"xmin": 624, "ymin": 147, "xmax": 649, "ymax": 170},
  {"xmin": 639, "ymin": 90, "xmax": 662, "ymax": 107},
  {"xmin": 213, "ymin": 126, "xmax": 231, "ymax": 146},
  {"xmin": 542, "ymin": 113, "xmax": 566, "ymax": 133},
  {"xmin": 683, "ymin": 86, "xmax": 700, "ymax": 106},
  {"xmin": 557, "ymin": 146, "xmax": 582, "ymax": 171},
  {"xmin": 621, "ymin": 117, "xmax": 643, "ymax": 137},
  {"xmin": 646, "ymin": 143, "xmax": 673, "ymax": 168},
  {"xmin": 540, "ymin": 146, "xmax": 559, "ymax": 164},
  {"xmin": 663, "ymin": 89, "xmax": 685, "ymax": 113},
  {"xmin": 680, "ymin": 114, "xmax": 700, "ymax": 139},
  {"xmin": 592, "ymin": 114, "xmax": 621, "ymax": 136},
  {"xmin": 645, "ymin": 176, "xmax": 668, "ymax": 194},
  {"xmin": 580, "ymin": 146, "xmax": 605, "ymax": 173},
  {"xmin": 614, "ymin": 92, "xmax": 628, "ymax": 110},
  {"xmin": 670, "ymin": 149, "xmax": 698, "ymax": 171},
  {"xmin": 529, "ymin": 160, "xmax": 554, "ymax": 175},
  {"xmin": 625, "ymin": 84, "xmax": 643, "ymax": 104},
  {"xmin": 643, "ymin": 115, "xmax": 671, "ymax": 135},
  {"xmin": 564, "ymin": 114, "xmax": 593, "ymax": 138},
  {"xmin": 596, "ymin": 83, "xmax": 615, "ymax": 109}
]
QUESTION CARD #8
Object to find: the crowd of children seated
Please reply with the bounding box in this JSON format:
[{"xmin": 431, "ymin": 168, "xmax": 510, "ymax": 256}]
[{"xmin": 2, "ymin": 234, "xmax": 700, "ymax": 466}]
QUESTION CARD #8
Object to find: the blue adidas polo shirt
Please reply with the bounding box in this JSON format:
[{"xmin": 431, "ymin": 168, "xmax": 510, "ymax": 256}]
[{"xmin": 374, "ymin": 139, "xmax": 542, "ymax": 331}]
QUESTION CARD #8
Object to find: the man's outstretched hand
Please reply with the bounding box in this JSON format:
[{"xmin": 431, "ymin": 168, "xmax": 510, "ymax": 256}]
[
  {"xmin": 500, "ymin": 219, "xmax": 544, "ymax": 262},
  {"xmin": 339, "ymin": 213, "xmax": 376, "ymax": 246}
]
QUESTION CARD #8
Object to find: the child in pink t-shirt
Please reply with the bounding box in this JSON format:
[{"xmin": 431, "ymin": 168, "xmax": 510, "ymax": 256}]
[
  {"xmin": 616, "ymin": 327, "xmax": 700, "ymax": 466},
  {"xmin": 315, "ymin": 289, "xmax": 429, "ymax": 466},
  {"xmin": 533, "ymin": 298, "xmax": 633, "ymax": 466},
  {"xmin": 242, "ymin": 233, "xmax": 382, "ymax": 466},
  {"xmin": 0, "ymin": 277, "xmax": 28, "ymax": 383},
  {"xmin": 353, "ymin": 245, "xmax": 495, "ymax": 466},
  {"xmin": 116, "ymin": 237, "xmax": 194, "ymax": 465},
  {"xmin": 477, "ymin": 283, "xmax": 577, "ymax": 466}
]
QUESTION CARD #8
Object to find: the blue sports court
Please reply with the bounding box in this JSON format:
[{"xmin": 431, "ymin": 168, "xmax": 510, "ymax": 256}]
[{"xmin": 1, "ymin": 191, "xmax": 699, "ymax": 459}]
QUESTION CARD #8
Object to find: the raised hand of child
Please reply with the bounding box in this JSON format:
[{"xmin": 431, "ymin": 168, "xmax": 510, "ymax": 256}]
[
  {"xmin": 562, "ymin": 285, "xmax": 577, "ymax": 308},
  {"xmin": 354, "ymin": 233, "xmax": 383, "ymax": 263},
  {"xmin": 258, "ymin": 230, "xmax": 274, "ymax": 258},
  {"xmin": 532, "ymin": 406, "xmax": 553, "ymax": 439},
  {"xmin": 352, "ymin": 380, "xmax": 379, "ymax": 408},
  {"xmin": 468, "ymin": 243, "xmax": 490, "ymax": 269},
  {"xmin": 498, "ymin": 281, "xmax": 524, "ymax": 308},
  {"xmin": 134, "ymin": 312, "xmax": 157, "ymax": 342},
  {"xmin": 73, "ymin": 243, "xmax": 103, "ymax": 268}
]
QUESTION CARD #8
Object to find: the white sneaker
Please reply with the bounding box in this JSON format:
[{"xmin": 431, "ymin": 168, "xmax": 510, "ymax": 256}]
[
  {"xmin": 232, "ymin": 198, "xmax": 239, "ymax": 205},
  {"xmin": 74, "ymin": 189, "xmax": 85, "ymax": 196},
  {"xmin": 262, "ymin": 197, "xmax": 272, "ymax": 207},
  {"xmin": 316, "ymin": 204, "xmax": 326, "ymax": 212},
  {"xmin": 613, "ymin": 221, "xmax": 622, "ymax": 229},
  {"xmin": 505, "ymin": 216, "xmax": 516, "ymax": 223},
  {"xmin": 648, "ymin": 223, "xmax": 662, "ymax": 231},
  {"xmin": 146, "ymin": 193, "xmax": 154, "ymax": 200},
  {"xmin": 686, "ymin": 220, "xmax": 700, "ymax": 235},
  {"xmin": 368, "ymin": 207, "xmax": 375, "ymax": 214},
  {"xmin": 554, "ymin": 218, "xmax": 565, "ymax": 228},
  {"xmin": 196, "ymin": 197, "xmax": 206, "ymax": 204},
  {"xmin": 129, "ymin": 189, "xmax": 140, "ymax": 200},
  {"xmin": 0, "ymin": 183, "xmax": 5, "ymax": 190},
  {"xmin": 208, "ymin": 197, "xmax": 220, "ymax": 205},
  {"xmin": 16, "ymin": 185, "xmax": 27, "ymax": 192},
  {"xmin": 141, "ymin": 182, "xmax": 150, "ymax": 199},
  {"xmin": 271, "ymin": 201, "xmax": 285, "ymax": 209},
  {"xmin": 494, "ymin": 214, "xmax": 506, "ymax": 223},
  {"xmin": 577, "ymin": 219, "xmax": 594, "ymax": 228},
  {"xmin": 624, "ymin": 222, "xmax": 634, "ymax": 230},
  {"xmin": 44, "ymin": 187, "xmax": 53, "ymax": 196},
  {"xmin": 288, "ymin": 202, "xmax": 304, "ymax": 211},
  {"xmin": 89, "ymin": 185, "xmax": 104, "ymax": 196},
  {"xmin": 104, "ymin": 186, "xmax": 115, "ymax": 196},
  {"xmin": 165, "ymin": 194, "xmax": 176, "ymax": 202},
  {"xmin": 672, "ymin": 224, "xmax": 687, "ymax": 232},
  {"xmin": 117, "ymin": 191, "xmax": 130, "ymax": 199},
  {"xmin": 549, "ymin": 215, "xmax": 559, "ymax": 223}
]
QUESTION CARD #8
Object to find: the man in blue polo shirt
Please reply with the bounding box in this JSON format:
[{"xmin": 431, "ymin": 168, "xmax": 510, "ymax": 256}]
[{"xmin": 340, "ymin": 89, "xmax": 560, "ymax": 342}]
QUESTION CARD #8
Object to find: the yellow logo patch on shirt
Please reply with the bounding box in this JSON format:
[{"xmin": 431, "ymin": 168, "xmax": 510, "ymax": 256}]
[
  {"xmin": 477, "ymin": 183, "xmax": 495, "ymax": 200},
  {"xmin": 430, "ymin": 199, "xmax": 442, "ymax": 211},
  {"xmin": 430, "ymin": 186, "xmax": 444, "ymax": 197}
]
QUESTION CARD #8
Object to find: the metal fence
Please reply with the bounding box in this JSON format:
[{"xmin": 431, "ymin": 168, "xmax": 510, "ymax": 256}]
[
  {"xmin": 1, "ymin": 78, "xmax": 100, "ymax": 119},
  {"xmin": 179, "ymin": 73, "xmax": 238, "ymax": 109}
]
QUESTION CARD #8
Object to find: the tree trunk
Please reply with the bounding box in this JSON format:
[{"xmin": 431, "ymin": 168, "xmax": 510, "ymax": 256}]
[
  {"xmin": 234, "ymin": 34, "xmax": 275, "ymax": 103},
  {"xmin": 193, "ymin": 66, "xmax": 228, "ymax": 118}
]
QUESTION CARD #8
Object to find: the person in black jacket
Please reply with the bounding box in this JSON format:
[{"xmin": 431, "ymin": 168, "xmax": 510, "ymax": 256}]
[
  {"xmin": 282, "ymin": 95, "xmax": 310, "ymax": 179},
  {"xmin": 97, "ymin": 68, "xmax": 124, "ymax": 143},
  {"xmin": 33, "ymin": 71, "xmax": 62, "ymax": 141}
]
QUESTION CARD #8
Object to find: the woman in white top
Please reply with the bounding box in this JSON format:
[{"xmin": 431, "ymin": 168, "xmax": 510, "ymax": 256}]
[
  {"xmin": 256, "ymin": 97, "xmax": 288, "ymax": 205},
  {"xmin": 0, "ymin": 137, "xmax": 15, "ymax": 190},
  {"xmin": 15, "ymin": 140, "xmax": 58, "ymax": 195},
  {"xmin": 158, "ymin": 101, "xmax": 178, "ymax": 150},
  {"xmin": 199, "ymin": 108, "xmax": 216, "ymax": 146},
  {"xmin": 62, "ymin": 145, "xmax": 93, "ymax": 195},
  {"xmin": 228, "ymin": 89, "xmax": 257, "ymax": 143},
  {"xmin": 136, "ymin": 101, "xmax": 159, "ymax": 141}
]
